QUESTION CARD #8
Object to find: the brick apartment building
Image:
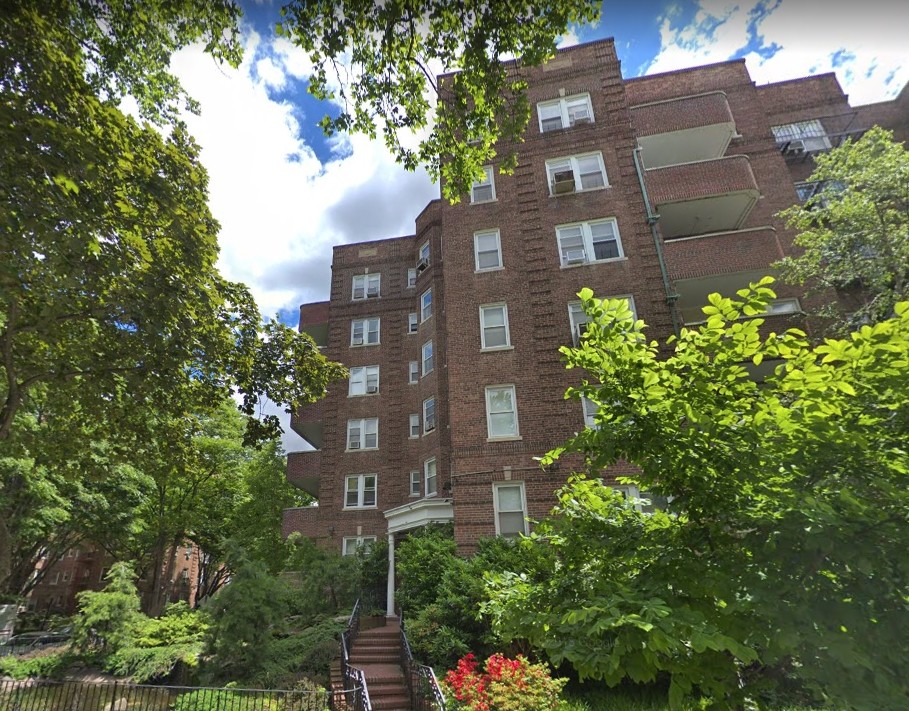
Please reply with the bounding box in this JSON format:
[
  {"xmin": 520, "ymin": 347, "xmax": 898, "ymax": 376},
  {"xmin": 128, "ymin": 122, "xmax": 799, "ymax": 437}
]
[{"xmin": 281, "ymin": 38, "xmax": 908, "ymax": 613}]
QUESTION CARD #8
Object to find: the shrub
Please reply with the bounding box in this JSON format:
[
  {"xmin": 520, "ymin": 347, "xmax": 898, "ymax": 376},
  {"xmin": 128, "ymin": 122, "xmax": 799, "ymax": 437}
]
[
  {"xmin": 0, "ymin": 650, "xmax": 70, "ymax": 679},
  {"xmin": 254, "ymin": 618, "xmax": 344, "ymax": 688},
  {"xmin": 172, "ymin": 689, "xmax": 281, "ymax": 711},
  {"xmin": 71, "ymin": 562, "xmax": 141, "ymax": 655},
  {"xmin": 445, "ymin": 653, "xmax": 567, "ymax": 711}
]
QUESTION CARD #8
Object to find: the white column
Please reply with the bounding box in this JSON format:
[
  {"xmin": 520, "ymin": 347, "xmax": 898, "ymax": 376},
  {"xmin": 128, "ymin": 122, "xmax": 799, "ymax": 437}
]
[{"xmin": 386, "ymin": 532, "xmax": 395, "ymax": 617}]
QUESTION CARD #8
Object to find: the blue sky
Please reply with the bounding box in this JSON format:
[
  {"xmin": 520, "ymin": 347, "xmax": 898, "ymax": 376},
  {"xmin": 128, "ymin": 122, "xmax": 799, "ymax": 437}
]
[{"xmin": 168, "ymin": 0, "xmax": 907, "ymax": 328}]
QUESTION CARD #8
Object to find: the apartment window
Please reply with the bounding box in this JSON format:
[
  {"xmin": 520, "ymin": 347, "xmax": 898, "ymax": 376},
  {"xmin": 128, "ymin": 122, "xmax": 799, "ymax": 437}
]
[
  {"xmin": 347, "ymin": 418, "xmax": 378, "ymax": 450},
  {"xmin": 351, "ymin": 318, "xmax": 380, "ymax": 346},
  {"xmin": 474, "ymin": 229, "xmax": 503, "ymax": 271},
  {"xmin": 547, "ymin": 153, "xmax": 607, "ymax": 195},
  {"xmin": 480, "ymin": 304, "xmax": 511, "ymax": 350},
  {"xmin": 421, "ymin": 288, "xmax": 433, "ymax": 322},
  {"xmin": 50, "ymin": 573, "xmax": 59, "ymax": 585},
  {"xmin": 582, "ymin": 396, "xmax": 599, "ymax": 429},
  {"xmin": 610, "ymin": 485, "xmax": 671, "ymax": 514},
  {"xmin": 557, "ymin": 218, "xmax": 623, "ymax": 266},
  {"xmin": 471, "ymin": 165, "xmax": 496, "ymax": 203},
  {"xmin": 766, "ymin": 298, "xmax": 801, "ymax": 315},
  {"xmin": 408, "ymin": 313, "xmax": 419, "ymax": 334},
  {"xmin": 771, "ymin": 119, "xmax": 831, "ymax": 152},
  {"xmin": 422, "ymin": 340, "xmax": 434, "ymax": 375},
  {"xmin": 409, "ymin": 414, "xmax": 420, "ymax": 438},
  {"xmin": 343, "ymin": 536, "xmax": 377, "ymax": 556},
  {"xmin": 407, "ymin": 267, "xmax": 417, "ymax": 288},
  {"xmin": 569, "ymin": 297, "xmax": 636, "ymax": 345},
  {"xmin": 62, "ymin": 571, "xmax": 70, "ymax": 582},
  {"xmin": 409, "ymin": 361, "xmax": 419, "ymax": 384},
  {"xmin": 410, "ymin": 471, "xmax": 421, "ymax": 496},
  {"xmin": 349, "ymin": 365, "xmax": 380, "ymax": 396},
  {"xmin": 485, "ymin": 385, "xmax": 519, "ymax": 439},
  {"xmin": 493, "ymin": 482, "xmax": 528, "ymax": 537},
  {"xmin": 424, "ymin": 457, "xmax": 438, "ymax": 497},
  {"xmin": 345, "ymin": 474, "xmax": 377, "ymax": 508},
  {"xmin": 419, "ymin": 242, "xmax": 430, "ymax": 263},
  {"xmin": 352, "ymin": 273, "xmax": 380, "ymax": 300},
  {"xmin": 423, "ymin": 396, "xmax": 436, "ymax": 433},
  {"xmin": 537, "ymin": 93, "xmax": 593, "ymax": 132}
]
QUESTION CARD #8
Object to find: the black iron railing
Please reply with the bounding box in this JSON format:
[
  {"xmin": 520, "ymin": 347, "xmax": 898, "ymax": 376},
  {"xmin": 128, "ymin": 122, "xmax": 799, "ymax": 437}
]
[
  {"xmin": 339, "ymin": 598, "xmax": 372, "ymax": 711},
  {"xmin": 0, "ymin": 678, "xmax": 330, "ymax": 710},
  {"xmin": 399, "ymin": 609, "xmax": 446, "ymax": 711}
]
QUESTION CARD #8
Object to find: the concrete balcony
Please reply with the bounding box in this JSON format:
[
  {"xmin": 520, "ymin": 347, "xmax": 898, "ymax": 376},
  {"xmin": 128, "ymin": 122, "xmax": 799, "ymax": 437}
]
[
  {"xmin": 282, "ymin": 505, "xmax": 322, "ymax": 539},
  {"xmin": 646, "ymin": 155, "xmax": 759, "ymax": 239},
  {"xmin": 632, "ymin": 92, "xmax": 736, "ymax": 169},
  {"xmin": 299, "ymin": 302, "xmax": 330, "ymax": 348},
  {"xmin": 290, "ymin": 399, "xmax": 324, "ymax": 449},
  {"xmin": 286, "ymin": 450, "xmax": 321, "ymax": 498}
]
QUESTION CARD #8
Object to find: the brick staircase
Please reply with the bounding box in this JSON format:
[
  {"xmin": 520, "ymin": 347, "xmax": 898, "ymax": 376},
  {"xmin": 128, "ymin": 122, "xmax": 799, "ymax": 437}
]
[{"xmin": 334, "ymin": 618, "xmax": 411, "ymax": 711}]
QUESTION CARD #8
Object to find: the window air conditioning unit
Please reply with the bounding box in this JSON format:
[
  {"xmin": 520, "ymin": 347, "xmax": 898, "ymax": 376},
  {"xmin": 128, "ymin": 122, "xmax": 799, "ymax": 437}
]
[
  {"xmin": 349, "ymin": 441, "xmax": 361, "ymax": 449},
  {"xmin": 425, "ymin": 420, "xmax": 436, "ymax": 432},
  {"xmin": 352, "ymin": 337, "xmax": 364, "ymax": 345},
  {"xmin": 366, "ymin": 287, "xmax": 379, "ymax": 297},
  {"xmin": 416, "ymin": 257, "xmax": 429, "ymax": 273},
  {"xmin": 564, "ymin": 249, "xmax": 586, "ymax": 265},
  {"xmin": 366, "ymin": 386, "xmax": 378, "ymax": 394},
  {"xmin": 552, "ymin": 170, "xmax": 576, "ymax": 194},
  {"xmin": 802, "ymin": 136, "xmax": 830, "ymax": 152},
  {"xmin": 572, "ymin": 114, "xmax": 591, "ymax": 126},
  {"xmin": 783, "ymin": 139, "xmax": 806, "ymax": 155}
]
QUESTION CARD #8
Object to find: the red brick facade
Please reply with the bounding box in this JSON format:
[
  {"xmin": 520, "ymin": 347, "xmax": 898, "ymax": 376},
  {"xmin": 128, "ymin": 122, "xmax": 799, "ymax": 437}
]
[{"xmin": 283, "ymin": 39, "xmax": 907, "ymax": 556}]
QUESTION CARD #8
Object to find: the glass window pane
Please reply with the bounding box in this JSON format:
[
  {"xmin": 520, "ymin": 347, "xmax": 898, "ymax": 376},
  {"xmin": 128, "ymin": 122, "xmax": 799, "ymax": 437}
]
[
  {"xmin": 499, "ymin": 512, "xmax": 525, "ymax": 536},
  {"xmin": 490, "ymin": 412, "xmax": 516, "ymax": 436},
  {"xmin": 498, "ymin": 485, "xmax": 522, "ymax": 511}
]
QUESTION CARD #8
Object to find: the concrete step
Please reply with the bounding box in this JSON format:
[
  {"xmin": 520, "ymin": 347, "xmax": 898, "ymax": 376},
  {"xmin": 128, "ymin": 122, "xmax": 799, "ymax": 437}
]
[
  {"xmin": 370, "ymin": 693, "xmax": 411, "ymax": 710},
  {"xmin": 351, "ymin": 652, "xmax": 401, "ymax": 664}
]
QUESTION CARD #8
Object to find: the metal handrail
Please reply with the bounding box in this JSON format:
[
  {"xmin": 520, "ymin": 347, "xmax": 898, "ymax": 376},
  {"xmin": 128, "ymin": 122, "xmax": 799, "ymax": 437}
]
[
  {"xmin": 399, "ymin": 609, "xmax": 446, "ymax": 710},
  {"xmin": 339, "ymin": 599, "xmax": 372, "ymax": 711}
]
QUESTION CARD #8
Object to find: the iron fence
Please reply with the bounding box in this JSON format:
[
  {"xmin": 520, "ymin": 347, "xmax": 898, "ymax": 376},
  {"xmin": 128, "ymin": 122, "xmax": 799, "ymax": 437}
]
[
  {"xmin": 0, "ymin": 679, "xmax": 334, "ymax": 711},
  {"xmin": 398, "ymin": 610, "xmax": 445, "ymax": 711}
]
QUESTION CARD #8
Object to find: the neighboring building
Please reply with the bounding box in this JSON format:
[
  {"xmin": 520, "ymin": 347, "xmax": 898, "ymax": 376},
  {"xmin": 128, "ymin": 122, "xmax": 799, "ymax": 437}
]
[
  {"xmin": 25, "ymin": 543, "xmax": 201, "ymax": 616},
  {"xmin": 281, "ymin": 38, "xmax": 907, "ymax": 612}
]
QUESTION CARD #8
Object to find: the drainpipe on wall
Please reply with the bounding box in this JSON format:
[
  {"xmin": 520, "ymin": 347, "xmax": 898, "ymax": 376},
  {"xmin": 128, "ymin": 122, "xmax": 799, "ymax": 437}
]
[{"xmin": 633, "ymin": 147, "xmax": 681, "ymax": 336}]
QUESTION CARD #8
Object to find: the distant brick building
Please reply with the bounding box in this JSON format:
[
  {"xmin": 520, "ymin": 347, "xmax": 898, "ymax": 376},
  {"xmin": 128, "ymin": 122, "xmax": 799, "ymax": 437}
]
[
  {"xmin": 25, "ymin": 543, "xmax": 201, "ymax": 617},
  {"xmin": 281, "ymin": 38, "xmax": 907, "ymax": 613}
]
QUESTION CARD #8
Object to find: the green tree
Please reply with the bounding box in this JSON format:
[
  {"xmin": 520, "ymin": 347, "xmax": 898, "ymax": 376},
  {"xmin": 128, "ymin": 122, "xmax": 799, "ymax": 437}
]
[
  {"xmin": 776, "ymin": 126, "xmax": 909, "ymax": 334},
  {"xmin": 72, "ymin": 562, "xmax": 143, "ymax": 656},
  {"xmin": 485, "ymin": 283, "xmax": 909, "ymax": 710},
  {"xmin": 279, "ymin": 0, "xmax": 601, "ymax": 201}
]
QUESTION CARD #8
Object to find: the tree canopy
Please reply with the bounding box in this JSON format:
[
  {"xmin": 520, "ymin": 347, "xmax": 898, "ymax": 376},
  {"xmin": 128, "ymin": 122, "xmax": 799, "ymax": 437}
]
[
  {"xmin": 279, "ymin": 0, "xmax": 601, "ymax": 201},
  {"xmin": 485, "ymin": 282, "xmax": 909, "ymax": 710},
  {"xmin": 776, "ymin": 126, "xmax": 909, "ymax": 334}
]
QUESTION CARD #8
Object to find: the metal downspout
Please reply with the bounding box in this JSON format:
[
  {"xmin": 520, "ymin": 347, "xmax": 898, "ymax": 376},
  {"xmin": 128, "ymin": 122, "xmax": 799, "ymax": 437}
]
[{"xmin": 633, "ymin": 147, "xmax": 681, "ymax": 335}]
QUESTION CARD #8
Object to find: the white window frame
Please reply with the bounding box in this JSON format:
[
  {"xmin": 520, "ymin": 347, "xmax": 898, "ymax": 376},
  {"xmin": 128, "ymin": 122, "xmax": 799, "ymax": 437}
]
[
  {"xmin": 409, "ymin": 414, "xmax": 420, "ymax": 439},
  {"xmin": 480, "ymin": 303, "xmax": 511, "ymax": 350},
  {"xmin": 62, "ymin": 571, "xmax": 70, "ymax": 582},
  {"xmin": 409, "ymin": 361, "xmax": 419, "ymax": 384},
  {"xmin": 410, "ymin": 470, "xmax": 421, "ymax": 497},
  {"xmin": 50, "ymin": 572, "xmax": 59, "ymax": 585},
  {"xmin": 407, "ymin": 268, "xmax": 417, "ymax": 288},
  {"xmin": 582, "ymin": 396, "xmax": 599, "ymax": 429},
  {"xmin": 352, "ymin": 273, "xmax": 381, "ymax": 300},
  {"xmin": 423, "ymin": 396, "xmax": 436, "ymax": 433},
  {"xmin": 344, "ymin": 474, "xmax": 377, "ymax": 509},
  {"xmin": 422, "ymin": 340, "xmax": 434, "ymax": 375},
  {"xmin": 546, "ymin": 153, "xmax": 608, "ymax": 195},
  {"xmin": 408, "ymin": 312, "xmax": 419, "ymax": 334},
  {"xmin": 557, "ymin": 218, "xmax": 623, "ymax": 266},
  {"xmin": 349, "ymin": 365, "xmax": 380, "ymax": 396},
  {"xmin": 766, "ymin": 298, "xmax": 801, "ymax": 315},
  {"xmin": 424, "ymin": 457, "xmax": 438, "ymax": 497},
  {"xmin": 537, "ymin": 93, "xmax": 594, "ymax": 133},
  {"xmin": 421, "ymin": 288, "xmax": 433, "ymax": 322},
  {"xmin": 470, "ymin": 165, "xmax": 496, "ymax": 203},
  {"xmin": 493, "ymin": 482, "xmax": 528, "ymax": 537},
  {"xmin": 485, "ymin": 385, "xmax": 519, "ymax": 440},
  {"xmin": 343, "ymin": 536, "xmax": 377, "ymax": 556},
  {"xmin": 347, "ymin": 418, "xmax": 378, "ymax": 450},
  {"xmin": 474, "ymin": 229, "xmax": 503, "ymax": 271},
  {"xmin": 351, "ymin": 318, "xmax": 380, "ymax": 346},
  {"xmin": 608, "ymin": 484, "xmax": 671, "ymax": 514}
]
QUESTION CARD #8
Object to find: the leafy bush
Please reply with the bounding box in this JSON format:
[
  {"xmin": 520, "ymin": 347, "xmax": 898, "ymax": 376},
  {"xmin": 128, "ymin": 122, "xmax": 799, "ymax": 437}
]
[
  {"xmin": 0, "ymin": 650, "xmax": 70, "ymax": 679},
  {"xmin": 444, "ymin": 653, "xmax": 567, "ymax": 711},
  {"xmin": 172, "ymin": 689, "xmax": 281, "ymax": 711},
  {"xmin": 254, "ymin": 618, "xmax": 344, "ymax": 688},
  {"xmin": 284, "ymin": 537, "xmax": 359, "ymax": 619},
  {"xmin": 106, "ymin": 602, "xmax": 209, "ymax": 682},
  {"xmin": 396, "ymin": 524, "xmax": 458, "ymax": 611}
]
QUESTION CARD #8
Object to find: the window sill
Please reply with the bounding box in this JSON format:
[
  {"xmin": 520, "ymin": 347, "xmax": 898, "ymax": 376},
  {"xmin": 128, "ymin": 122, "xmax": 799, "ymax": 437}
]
[
  {"xmin": 421, "ymin": 371, "xmax": 434, "ymax": 378},
  {"xmin": 422, "ymin": 429, "xmax": 436, "ymax": 437},
  {"xmin": 343, "ymin": 506, "xmax": 378, "ymax": 512},
  {"xmin": 487, "ymin": 435, "xmax": 522, "ymax": 443},
  {"xmin": 348, "ymin": 392, "xmax": 380, "ymax": 398},
  {"xmin": 409, "ymin": 493, "xmax": 420, "ymax": 498},
  {"xmin": 470, "ymin": 198, "xmax": 497, "ymax": 205},
  {"xmin": 560, "ymin": 257, "xmax": 627, "ymax": 270},
  {"xmin": 549, "ymin": 184, "xmax": 609, "ymax": 198},
  {"xmin": 350, "ymin": 342, "xmax": 381, "ymax": 348},
  {"xmin": 345, "ymin": 448, "xmax": 379, "ymax": 453},
  {"xmin": 475, "ymin": 266, "xmax": 505, "ymax": 274},
  {"xmin": 481, "ymin": 345, "xmax": 514, "ymax": 353}
]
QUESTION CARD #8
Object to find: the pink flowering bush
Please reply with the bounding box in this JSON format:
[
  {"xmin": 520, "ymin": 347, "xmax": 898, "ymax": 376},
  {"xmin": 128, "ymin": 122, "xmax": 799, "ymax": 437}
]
[{"xmin": 444, "ymin": 653, "xmax": 567, "ymax": 711}]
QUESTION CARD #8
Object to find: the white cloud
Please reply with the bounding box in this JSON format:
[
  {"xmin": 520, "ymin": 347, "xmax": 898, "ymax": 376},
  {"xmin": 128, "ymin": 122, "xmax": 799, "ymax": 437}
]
[
  {"xmin": 645, "ymin": 0, "xmax": 907, "ymax": 104},
  {"xmin": 170, "ymin": 28, "xmax": 437, "ymax": 320}
]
